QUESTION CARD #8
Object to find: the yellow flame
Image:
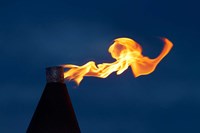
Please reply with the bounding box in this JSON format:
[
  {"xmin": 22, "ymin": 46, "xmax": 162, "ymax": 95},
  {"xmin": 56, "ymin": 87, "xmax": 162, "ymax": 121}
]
[{"xmin": 63, "ymin": 37, "xmax": 173, "ymax": 85}]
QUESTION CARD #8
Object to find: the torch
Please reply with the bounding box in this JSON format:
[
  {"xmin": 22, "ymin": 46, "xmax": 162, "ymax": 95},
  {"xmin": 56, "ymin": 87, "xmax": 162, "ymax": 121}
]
[
  {"xmin": 27, "ymin": 36, "xmax": 173, "ymax": 133},
  {"xmin": 27, "ymin": 66, "xmax": 80, "ymax": 133}
]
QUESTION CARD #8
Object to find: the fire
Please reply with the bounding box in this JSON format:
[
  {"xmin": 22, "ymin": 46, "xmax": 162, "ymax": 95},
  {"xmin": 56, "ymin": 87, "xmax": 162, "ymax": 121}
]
[{"xmin": 63, "ymin": 37, "xmax": 173, "ymax": 85}]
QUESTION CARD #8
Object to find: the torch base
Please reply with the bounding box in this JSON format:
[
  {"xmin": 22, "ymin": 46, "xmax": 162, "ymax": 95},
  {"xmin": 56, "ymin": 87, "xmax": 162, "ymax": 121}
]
[{"xmin": 27, "ymin": 82, "xmax": 80, "ymax": 133}]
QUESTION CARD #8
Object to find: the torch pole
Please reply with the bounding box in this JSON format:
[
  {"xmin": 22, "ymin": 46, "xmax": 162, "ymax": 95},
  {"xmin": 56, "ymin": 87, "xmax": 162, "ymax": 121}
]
[{"xmin": 27, "ymin": 66, "xmax": 81, "ymax": 133}]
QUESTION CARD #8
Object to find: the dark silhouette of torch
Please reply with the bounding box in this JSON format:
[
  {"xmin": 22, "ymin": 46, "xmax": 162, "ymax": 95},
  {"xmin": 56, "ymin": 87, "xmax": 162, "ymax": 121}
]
[{"xmin": 27, "ymin": 66, "xmax": 81, "ymax": 133}]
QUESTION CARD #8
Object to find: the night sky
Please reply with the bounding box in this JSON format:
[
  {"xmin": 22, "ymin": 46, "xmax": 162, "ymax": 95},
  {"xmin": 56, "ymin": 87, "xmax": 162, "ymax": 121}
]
[{"xmin": 1, "ymin": 0, "xmax": 200, "ymax": 133}]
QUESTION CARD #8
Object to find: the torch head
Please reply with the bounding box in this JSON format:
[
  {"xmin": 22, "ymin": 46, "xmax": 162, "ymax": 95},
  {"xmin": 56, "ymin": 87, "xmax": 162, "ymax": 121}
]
[{"xmin": 46, "ymin": 66, "xmax": 64, "ymax": 83}]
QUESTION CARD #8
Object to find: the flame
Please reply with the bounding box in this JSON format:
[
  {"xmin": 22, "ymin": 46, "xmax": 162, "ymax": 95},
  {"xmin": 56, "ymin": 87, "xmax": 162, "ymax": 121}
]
[{"xmin": 63, "ymin": 37, "xmax": 173, "ymax": 85}]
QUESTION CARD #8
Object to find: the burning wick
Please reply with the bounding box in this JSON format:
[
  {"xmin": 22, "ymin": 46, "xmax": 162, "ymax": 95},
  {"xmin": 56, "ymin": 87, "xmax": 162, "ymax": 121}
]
[{"xmin": 63, "ymin": 37, "xmax": 173, "ymax": 85}]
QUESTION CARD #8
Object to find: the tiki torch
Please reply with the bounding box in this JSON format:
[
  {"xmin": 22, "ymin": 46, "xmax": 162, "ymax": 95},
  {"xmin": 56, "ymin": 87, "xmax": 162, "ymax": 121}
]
[{"xmin": 27, "ymin": 37, "xmax": 173, "ymax": 133}]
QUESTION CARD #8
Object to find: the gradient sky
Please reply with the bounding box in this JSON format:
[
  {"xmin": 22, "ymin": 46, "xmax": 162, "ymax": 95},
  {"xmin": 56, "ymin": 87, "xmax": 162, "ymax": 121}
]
[{"xmin": 0, "ymin": 0, "xmax": 200, "ymax": 133}]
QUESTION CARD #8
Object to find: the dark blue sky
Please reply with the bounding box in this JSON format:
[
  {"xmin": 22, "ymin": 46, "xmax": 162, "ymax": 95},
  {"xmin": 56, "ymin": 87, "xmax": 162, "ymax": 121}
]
[{"xmin": 0, "ymin": 0, "xmax": 200, "ymax": 133}]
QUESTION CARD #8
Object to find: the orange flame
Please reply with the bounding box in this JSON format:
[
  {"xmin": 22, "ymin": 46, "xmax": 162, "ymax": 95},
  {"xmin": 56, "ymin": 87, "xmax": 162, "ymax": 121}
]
[{"xmin": 63, "ymin": 37, "xmax": 173, "ymax": 85}]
